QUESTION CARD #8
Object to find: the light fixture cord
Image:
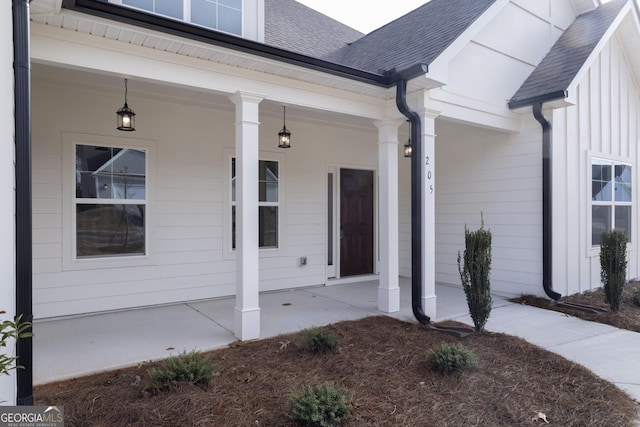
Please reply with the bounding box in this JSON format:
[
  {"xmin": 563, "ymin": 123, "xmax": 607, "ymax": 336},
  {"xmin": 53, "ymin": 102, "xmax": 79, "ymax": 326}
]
[
  {"xmin": 283, "ymin": 106, "xmax": 286, "ymax": 127},
  {"xmin": 124, "ymin": 78, "xmax": 128, "ymax": 105}
]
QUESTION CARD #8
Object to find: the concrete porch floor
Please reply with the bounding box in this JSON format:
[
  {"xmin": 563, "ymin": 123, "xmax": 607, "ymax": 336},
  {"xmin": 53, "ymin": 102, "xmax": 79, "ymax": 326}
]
[
  {"xmin": 33, "ymin": 279, "xmax": 479, "ymax": 385},
  {"xmin": 33, "ymin": 278, "xmax": 640, "ymax": 404}
]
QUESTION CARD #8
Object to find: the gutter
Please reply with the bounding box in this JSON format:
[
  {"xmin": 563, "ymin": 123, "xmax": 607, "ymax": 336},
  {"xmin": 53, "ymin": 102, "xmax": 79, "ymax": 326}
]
[
  {"xmin": 61, "ymin": 0, "xmax": 392, "ymax": 88},
  {"xmin": 509, "ymin": 93, "xmax": 564, "ymax": 301},
  {"xmin": 13, "ymin": 0, "xmax": 34, "ymax": 405},
  {"xmin": 389, "ymin": 65, "xmax": 431, "ymax": 325}
]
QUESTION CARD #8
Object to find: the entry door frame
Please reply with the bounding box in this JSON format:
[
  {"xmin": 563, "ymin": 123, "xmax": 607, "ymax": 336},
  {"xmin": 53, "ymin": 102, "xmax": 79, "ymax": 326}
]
[{"xmin": 326, "ymin": 165, "xmax": 378, "ymax": 281}]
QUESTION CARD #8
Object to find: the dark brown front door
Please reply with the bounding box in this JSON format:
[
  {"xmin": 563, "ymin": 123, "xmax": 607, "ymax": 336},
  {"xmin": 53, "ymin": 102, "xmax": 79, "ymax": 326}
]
[{"xmin": 340, "ymin": 168, "xmax": 374, "ymax": 277}]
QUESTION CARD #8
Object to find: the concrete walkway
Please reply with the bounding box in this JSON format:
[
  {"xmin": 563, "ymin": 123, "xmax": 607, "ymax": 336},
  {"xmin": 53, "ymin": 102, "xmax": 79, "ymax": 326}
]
[{"xmin": 33, "ymin": 278, "xmax": 640, "ymax": 406}]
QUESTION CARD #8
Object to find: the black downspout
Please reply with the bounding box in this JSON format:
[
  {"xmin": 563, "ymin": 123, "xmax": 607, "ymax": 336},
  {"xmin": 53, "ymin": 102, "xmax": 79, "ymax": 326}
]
[
  {"xmin": 395, "ymin": 78, "xmax": 430, "ymax": 325},
  {"xmin": 13, "ymin": 0, "xmax": 33, "ymax": 405},
  {"xmin": 532, "ymin": 102, "xmax": 561, "ymax": 301}
]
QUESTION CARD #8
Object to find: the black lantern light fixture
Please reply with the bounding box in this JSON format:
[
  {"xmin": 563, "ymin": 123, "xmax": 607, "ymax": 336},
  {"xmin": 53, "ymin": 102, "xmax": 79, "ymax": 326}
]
[
  {"xmin": 403, "ymin": 121, "xmax": 412, "ymax": 158},
  {"xmin": 278, "ymin": 106, "xmax": 291, "ymax": 148},
  {"xmin": 116, "ymin": 78, "xmax": 136, "ymax": 131}
]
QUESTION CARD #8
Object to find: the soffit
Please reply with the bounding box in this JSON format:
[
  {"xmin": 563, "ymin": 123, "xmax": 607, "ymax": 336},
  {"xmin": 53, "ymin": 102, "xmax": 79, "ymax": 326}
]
[{"xmin": 29, "ymin": 7, "xmax": 395, "ymax": 100}]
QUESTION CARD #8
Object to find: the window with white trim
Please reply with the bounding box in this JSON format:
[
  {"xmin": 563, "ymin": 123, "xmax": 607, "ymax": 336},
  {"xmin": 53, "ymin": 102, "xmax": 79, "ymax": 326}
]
[
  {"xmin": 111, "ymin": 0, "xmax": 243, "ymax": 35},
  {"xmin": 591, "ymin": 158, "xmax": 632, "ymax": 246},
  {"xmin": 231, "ymin": 157, "xmax": 279, "ymax": 249},
  {"xmin": 75, "ymin": 144, "xmax": 147, "ymax": 258}
]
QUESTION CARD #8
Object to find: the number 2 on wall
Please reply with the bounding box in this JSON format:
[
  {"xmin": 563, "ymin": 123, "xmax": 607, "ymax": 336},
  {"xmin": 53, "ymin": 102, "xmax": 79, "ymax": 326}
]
[{"xmin": 425, "ymin": 156, "xmax": 433, "ymax": 195}]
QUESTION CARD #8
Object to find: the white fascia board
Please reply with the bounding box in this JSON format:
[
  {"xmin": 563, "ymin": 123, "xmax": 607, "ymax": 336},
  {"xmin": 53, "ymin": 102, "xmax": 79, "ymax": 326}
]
[
  {"xmin": 417, "ymin": 88, "xmax": 522, "ymax": 133},
  {"xmin": 566, "ymin": 1, "xmax": 636, "ymax": 102},
  {"xmin": 30, "ymin": 22, "xmax": 389, "ymax": 120}
]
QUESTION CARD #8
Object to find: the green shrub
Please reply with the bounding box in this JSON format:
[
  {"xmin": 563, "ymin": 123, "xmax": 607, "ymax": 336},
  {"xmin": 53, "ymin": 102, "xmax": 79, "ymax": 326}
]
[
  {"xmin": 288, "ymin": 382, "xmax": 354, "ymax": 427},
  {"xmin": 0, "ymin": 312, "xmax": 33, "ymax": 376},
  {"xmin": 600, "ymin": 230, "xmax": 628, "ymax": 311},
  {"xmin": 428, "ymin": 342, "xmax": 477, "ymax": 374},
  {"xmin": 303, "ymin": 327, "xmax": 340, "ymax": 354},
  {"xmin": 632, "ymin": 286, "xmax": 640, "ymax": 307},
  {"xmin": 458, "ymin": 215, "xmax": 492, "ymax": 333},
  {"xmin": 148, "ymin": 351, "xmax": 214, "ymax": 389}
]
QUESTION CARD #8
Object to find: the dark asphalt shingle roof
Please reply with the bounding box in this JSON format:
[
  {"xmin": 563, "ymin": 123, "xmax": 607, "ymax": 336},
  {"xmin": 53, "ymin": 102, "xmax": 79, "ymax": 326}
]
[
  {"xmin": 325, "ymin": 0, "xmax": 497, "ymax": 73},
  {"xmin": 509, "ymin": 0, "xmax": 628, "ymax": 108},
  {"xmin": 265, "ymin": 0, "xmax": 364, "ymax": 59},
  {"xmin": 265, "ymin": 0, "xmax": 497, "ymax": 74}
]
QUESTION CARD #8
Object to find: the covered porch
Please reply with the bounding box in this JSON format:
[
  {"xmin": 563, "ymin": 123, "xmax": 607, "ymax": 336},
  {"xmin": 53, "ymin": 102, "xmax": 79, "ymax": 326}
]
[{"xmin": 33, "ymin": 280, "xmax": 482, "ymax": 385}]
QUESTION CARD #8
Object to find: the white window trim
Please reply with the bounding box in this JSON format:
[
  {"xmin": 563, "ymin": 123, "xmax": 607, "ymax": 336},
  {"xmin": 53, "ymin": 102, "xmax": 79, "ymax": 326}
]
[
  {"xmin": 63, "ymin": 132, "xmax": 156, "ymax": 271},
  {"xmin": 223, "ymin": 148, "xmax": 284, "ymax": 259},
  {"xmin": 107, "ymin": 0, "xmax": 244, "ymax": 36},
  {"xmin": 588, "ymin": 153, "xmax": 634, "ymax": 254}
]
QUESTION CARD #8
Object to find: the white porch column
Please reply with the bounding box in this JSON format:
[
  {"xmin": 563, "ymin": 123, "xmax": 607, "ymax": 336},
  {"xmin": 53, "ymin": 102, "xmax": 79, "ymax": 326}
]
[
  {"xmin": 375, "ymin": 119, "xmax": 404, "ymax": 313},
  {"xmin": 229, "ymin": 92, "xmax": 263, "ymax": 341},
  {"xmin": 0, "ymin": 0, "xmax": 16, "ymax": 405},
  {"xmin": 420, "ymin": 109, "xmax": 439, "ymax": 319}
]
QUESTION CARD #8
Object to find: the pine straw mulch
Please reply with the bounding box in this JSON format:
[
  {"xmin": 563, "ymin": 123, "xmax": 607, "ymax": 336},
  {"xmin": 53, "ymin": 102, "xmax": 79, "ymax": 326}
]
[
  {"xmin": 35, "ymin": 315, "xmax": 639, "ymax": 426},
  {"xmin": 512, "ymin": 282, "xmax": 640, "ymax": 333}
]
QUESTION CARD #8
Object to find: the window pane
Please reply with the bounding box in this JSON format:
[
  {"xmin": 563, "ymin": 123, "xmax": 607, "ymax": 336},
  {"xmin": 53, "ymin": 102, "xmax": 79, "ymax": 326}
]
[
  {"xmin": 219, "ymin": 0, "xmax": 241, "ymax": 8},
  {"xmin": 592, "ymin": 205, "xmax": 611, "ymax": 246},
  {"xmin": 615, "ymin": 206, "xmax": 632, "ymax": 242},
  {"xmin": 77, "ymin": 204, "xmax": 145, "ymax": 257},
  {"xmin": 192, "ymin": 0, "xmax": 217, "ymax": 29},
  {"xmin": 76, "ymin": 145, "xmax": 146, "ymax": 200},
  {"xmin": 155, "ymin": 0, "xmax": 183, "ymax": 19},
  {"xmin": 232, "ymin": 206, "xmax": 279, "ymax": 249},
  {"xmin": 614, "ymin": 164, "xmax": 632, "ymax": 202},
  {"xmin": 259, "ymin": 160, "xmax": 278, "ymax": 202},
  {"xmin": 231, "ymin": 158, "xmax": 236, "ymax": 202},
  {"xmin": 218, "ymin": 5, "xmax": 242, "ymax": 35},
  {"xmin": 232, "ymin": 205, "xmax": 236, "ymax": 250},
  {"xmin": 123, "ymin": 0, "xmax": 153, "ymax": 11},
  {"xmin": 592, "ymin": 161, "xmax": 612, "ymax": 201},
  {"xmin": 259, "ymin": 206, "xmax": 278, "ymax": 248}
]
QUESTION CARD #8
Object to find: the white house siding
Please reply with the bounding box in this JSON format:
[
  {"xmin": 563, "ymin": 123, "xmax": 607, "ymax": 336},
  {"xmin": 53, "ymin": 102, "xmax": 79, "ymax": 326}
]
[
  {"xmin": 31, "ymin": 77, "xmax": 379, "ymax": 319},
  {"xmin": 551, "ymin": 35, "xmax": 640, "ymax": 296},
  {"xmin": 398, "ymin": 0, "xmax": 582, "ymax": 296},
  {"xmin": 432, "ymin": 119, "xmax": 544, "ymax": 297}
]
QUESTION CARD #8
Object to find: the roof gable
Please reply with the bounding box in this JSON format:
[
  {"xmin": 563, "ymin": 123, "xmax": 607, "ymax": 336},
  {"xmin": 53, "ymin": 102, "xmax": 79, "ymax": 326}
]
[
  {"xmin": 509, "ymin": 0, "xmax": 632, "ymax": 108},
  {"xmin": 323, "ymin": 0, "xmax": 498, "ymax": 74},
  {"xmin": 264, "ymin": 0, "xmax": 498, "ymax": 75}
]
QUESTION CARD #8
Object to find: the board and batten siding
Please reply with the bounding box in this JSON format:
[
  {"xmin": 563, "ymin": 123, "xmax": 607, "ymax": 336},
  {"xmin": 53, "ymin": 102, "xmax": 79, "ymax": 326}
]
[
  {"xmin": 31, "ymin": 79, "xmax": 378, "ymax": 319},
  {"xmin": 551, "ymin": 35, "xmax": 640, "ymax": 296}
]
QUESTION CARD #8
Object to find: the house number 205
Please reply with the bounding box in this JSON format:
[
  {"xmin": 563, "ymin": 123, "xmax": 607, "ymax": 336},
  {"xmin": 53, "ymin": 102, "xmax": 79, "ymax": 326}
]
[{"xmin": 425, "ymin": 156, "xmax": 433, "ymax": 194}]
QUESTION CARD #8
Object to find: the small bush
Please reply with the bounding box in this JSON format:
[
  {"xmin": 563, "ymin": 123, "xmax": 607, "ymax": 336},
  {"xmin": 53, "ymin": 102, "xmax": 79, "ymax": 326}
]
[
  {"xmin": 288, "ymin": 382, "xmax": 354, "ymax": 427},
  {"xmin": 148, "ymin": 351, "xmax": 214, "ymax": 389},
  {"xmin": 632, "ymin": 286, "xmax": 640, "ymax": 307},
  {"xmin": 600, "ymin": 230, "xmax": 627, "ymax": 311},
  {"xmin": 428, "ymin": 343, "xmax": 477, "ymax": 374},
  {"xmin": 458, "ymin": 215, "xmax": 492, "ymax": 333},
  {"xmin": 303, "ymin": 327, "xmax": 340, "ymax": 353}
]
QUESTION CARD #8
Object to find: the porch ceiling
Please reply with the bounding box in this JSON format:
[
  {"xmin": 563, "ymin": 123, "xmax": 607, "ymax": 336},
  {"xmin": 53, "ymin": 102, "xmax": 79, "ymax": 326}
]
[
  {"xmin": 32, "ymin": 63, "xmax": 378, "ymax": 131},
  {"xmin": 29, "ymin": 6, "xmax": 396, "ymax": 101}
]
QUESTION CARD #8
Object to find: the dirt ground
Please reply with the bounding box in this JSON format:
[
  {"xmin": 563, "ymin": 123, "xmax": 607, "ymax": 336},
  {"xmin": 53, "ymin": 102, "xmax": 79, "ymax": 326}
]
[{"xmin": 35, "ymin": 314, "xmax": 639, "ymax": 426}]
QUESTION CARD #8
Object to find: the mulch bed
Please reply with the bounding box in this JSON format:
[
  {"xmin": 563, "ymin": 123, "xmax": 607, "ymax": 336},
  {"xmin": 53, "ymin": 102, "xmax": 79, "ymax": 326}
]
[
  {"xmin": 35, "ymin": 315, "xmax": 639, "ymax": 426},
  {"xmin": 512, "ymin": 282, "xmax": 640, "ymax": 333}
]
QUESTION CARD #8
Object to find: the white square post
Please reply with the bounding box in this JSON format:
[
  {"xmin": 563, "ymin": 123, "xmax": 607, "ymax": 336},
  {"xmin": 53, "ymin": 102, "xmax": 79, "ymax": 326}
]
[
  {"xmin": 375, "ymin": 119, "xmax": 404, "ymax": 313},
  {"xmin": 420, "ymin": 108, "xmax": 439, "ymax": 319},
  {"xmin": 229, "ymin": 92, "xmax": 263, "ymax": 341}
]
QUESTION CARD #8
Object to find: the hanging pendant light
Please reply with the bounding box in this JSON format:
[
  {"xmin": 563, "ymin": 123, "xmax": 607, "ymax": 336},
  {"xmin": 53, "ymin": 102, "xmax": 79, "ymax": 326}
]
[
  {"xmin": 404, "ymin": 121, "xmax": 412, "ymax": 157},
  {"xmin": 278, "ymin": 106, "xmax": 291, "ymax": 148},
  {"xmin": 116, "ymin": 78, "xmax": 136, "ymax": 131}
]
